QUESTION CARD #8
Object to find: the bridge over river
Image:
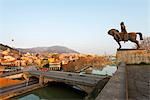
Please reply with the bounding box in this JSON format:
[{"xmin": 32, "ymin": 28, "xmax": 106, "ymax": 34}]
[
  {"xmin": 28, "ymin": 70, "xmax": 109, "ymax": 94},
  {"xmin": 0, "ymin": 69, "xmax": 109, "ymax": 100}
]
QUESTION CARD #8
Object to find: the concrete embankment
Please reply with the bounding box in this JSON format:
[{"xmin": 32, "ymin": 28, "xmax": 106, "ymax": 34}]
[
  {"xmin": 95, "ymin": 62, "xmax": 126, "ymax": 100},
  {"xmin": 85, "ymin": 77, "xmax": 110, "ymax": 100},
  {"xmin": 0, "ymin": 83, "xmax": 43, "ymax": 100}
]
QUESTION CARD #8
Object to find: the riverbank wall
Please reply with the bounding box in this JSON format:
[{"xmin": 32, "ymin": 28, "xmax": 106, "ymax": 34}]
[
  {"xmin": 95, "ymin": 62, "xmax": 126, "ymax": 100},
  {"xmin": 0, "ymin": 83, "xmax": 43, "ymax": 100}
]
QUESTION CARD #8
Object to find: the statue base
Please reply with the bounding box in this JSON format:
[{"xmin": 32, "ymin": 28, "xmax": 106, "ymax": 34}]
[
  {"xmin": 117, "ymin": 48, "xmax": 144, "ymax": 51},
  {"xmin": 116, "ymin": 49, "xmax": 150, "ymax": 64}
]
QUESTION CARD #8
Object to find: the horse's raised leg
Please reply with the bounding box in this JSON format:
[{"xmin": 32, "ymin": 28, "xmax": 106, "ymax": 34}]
[
  {"xmin": 134, "ymin": 40, "xmax": 140, "ymax": 49},
  {"xmin": 117, "ymin": 41, "xmax": 121, "ymax": 49}
]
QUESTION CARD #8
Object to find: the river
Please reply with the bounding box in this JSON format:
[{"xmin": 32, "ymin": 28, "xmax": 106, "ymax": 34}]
[
  {"xmin": 92, "ymin": 65, "xmax": 117, "ymax": 76},
  {"xmin": 11, "ymin": 82, "xmax": 86, "ymax": 100}
]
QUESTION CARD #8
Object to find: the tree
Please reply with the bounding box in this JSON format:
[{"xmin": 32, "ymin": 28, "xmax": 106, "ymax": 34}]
[
  {"xmin": 52, "ymin": 53, "xmax": 60, "ymax": 59},
  {"xmin": 41, "ymin": 58, "xmax": 49, "ymax": 68},
  {"xmin": 139, "ymin": 37, "xmax": 150, "ymax": 50}
]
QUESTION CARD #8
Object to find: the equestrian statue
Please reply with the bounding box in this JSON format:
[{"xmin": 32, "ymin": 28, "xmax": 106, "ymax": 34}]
[{"xmin": 108, "ymin": 22, "xmax": 143, "ymax": 49}]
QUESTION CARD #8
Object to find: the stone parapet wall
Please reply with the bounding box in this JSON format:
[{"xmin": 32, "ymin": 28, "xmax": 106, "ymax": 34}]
[{"xmin": 116, "ymin": 49, "xmax": 150, "ymax": 64}]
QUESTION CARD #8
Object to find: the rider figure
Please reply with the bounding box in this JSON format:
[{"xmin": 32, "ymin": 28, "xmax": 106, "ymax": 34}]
[{"xmin": 120, "ymin": 22, "xmax": 128, "ymax": 42}]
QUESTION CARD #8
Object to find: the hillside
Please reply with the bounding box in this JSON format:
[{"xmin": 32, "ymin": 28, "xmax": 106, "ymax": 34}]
[
  {"xmin": 17, "ymin": 46, "xmax": 79, "ymax": 54},
  {"xmin": 0, "ymin": 43, "xmax": 19, "ymax": 54}
]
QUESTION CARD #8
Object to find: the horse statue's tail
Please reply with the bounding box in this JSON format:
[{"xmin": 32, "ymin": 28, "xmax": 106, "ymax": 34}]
[{"xmin": 136, "ymin": 32, "xmax": 143, "ymax": 40}]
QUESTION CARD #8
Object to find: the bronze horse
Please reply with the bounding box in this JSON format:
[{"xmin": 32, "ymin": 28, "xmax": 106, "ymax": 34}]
[{"xmin": 108, "ymin": 29, "xmax": 143, "ymax": 49}]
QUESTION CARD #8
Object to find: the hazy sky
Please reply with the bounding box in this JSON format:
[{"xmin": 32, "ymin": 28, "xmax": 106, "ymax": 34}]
[{"xmin": 0, "ymin": 0, "xmax": 149, "ymax": 54}]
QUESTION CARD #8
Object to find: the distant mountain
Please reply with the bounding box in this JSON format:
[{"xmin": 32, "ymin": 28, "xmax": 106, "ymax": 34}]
[
  {"xmin": 0, "ymin": 43, "xmax": 19, "ymax": 54},
  {"xmin": 17, "ymin": 46, "xmax": 79, "ymax": 54}
]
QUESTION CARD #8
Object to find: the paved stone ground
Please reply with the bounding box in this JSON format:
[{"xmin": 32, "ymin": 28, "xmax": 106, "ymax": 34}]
[
  {"xmin": 95, "ymin": 63, "xmax": 150, "ymax": 100},
  {"xmin": 126, "ymin": 65, "xmax": 150, "ymax": 100}
]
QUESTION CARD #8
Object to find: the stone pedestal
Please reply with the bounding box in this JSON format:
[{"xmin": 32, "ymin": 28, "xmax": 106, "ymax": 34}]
[{"xmin": 116, "ymin": 49, "xmax": 150, "ymax": 64}]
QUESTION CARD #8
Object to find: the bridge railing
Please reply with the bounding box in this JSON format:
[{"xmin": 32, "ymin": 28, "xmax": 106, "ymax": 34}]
[
  {"xmin": 0, "ymin": 70, "xmax": 23, "ymax": 78},
  {"xmin": 0, "ymin": 79, "xmax": 38, "ymax": 94}
]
